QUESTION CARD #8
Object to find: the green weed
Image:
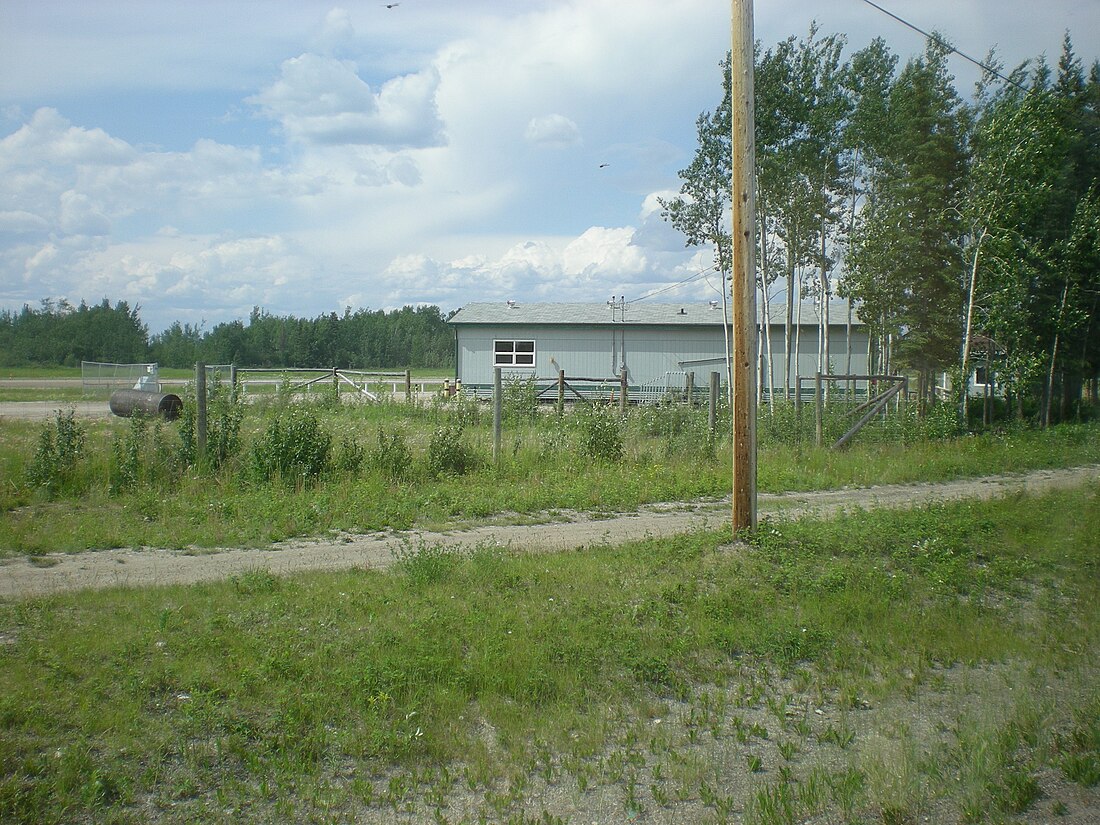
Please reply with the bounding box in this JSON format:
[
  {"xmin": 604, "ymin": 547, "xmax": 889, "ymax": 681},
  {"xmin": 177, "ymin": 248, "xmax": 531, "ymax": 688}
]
[
  {"xmin": 426, "ymin": 423, "xmax": 479, "ymax": 477},
  {"xmin": 249, "ymin": 404, "xmax": 332, "ymax": 482},
  {"xmin": 575, "ymin": 401, "xmax": 624, "ymax": 462},
  {"xmin": 25, "ymin": 408, "xmax": 86, "ymax": 497}
]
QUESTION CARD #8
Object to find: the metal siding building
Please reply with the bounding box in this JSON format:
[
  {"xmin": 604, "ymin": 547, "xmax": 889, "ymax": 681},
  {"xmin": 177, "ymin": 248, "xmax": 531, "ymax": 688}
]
[{"xmin": 449, "ymin": 301, "xmax": 868, "ymax": 399}]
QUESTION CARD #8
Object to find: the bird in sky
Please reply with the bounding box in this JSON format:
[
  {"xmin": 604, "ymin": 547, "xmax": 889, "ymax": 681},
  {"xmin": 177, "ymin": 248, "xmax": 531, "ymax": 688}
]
[
  {"xmin": 383, "ymin": 3, "xmax": 399, "ymax": 8},
  {"xmin": 598, "ymin": 163, "xmax": 609, "ymax": 168}
]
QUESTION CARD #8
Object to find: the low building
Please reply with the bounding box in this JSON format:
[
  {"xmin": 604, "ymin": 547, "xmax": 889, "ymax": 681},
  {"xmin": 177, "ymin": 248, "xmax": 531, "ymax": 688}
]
[{"xmin": 448, "ymin": 300, "xmax": 869, "ymax": 401}]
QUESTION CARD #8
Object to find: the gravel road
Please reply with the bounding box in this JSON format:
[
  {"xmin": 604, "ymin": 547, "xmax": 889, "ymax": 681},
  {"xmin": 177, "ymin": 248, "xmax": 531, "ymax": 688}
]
[{"xmin": 2, "ymin": 464, "xmax": 1097, "ymax": 599}]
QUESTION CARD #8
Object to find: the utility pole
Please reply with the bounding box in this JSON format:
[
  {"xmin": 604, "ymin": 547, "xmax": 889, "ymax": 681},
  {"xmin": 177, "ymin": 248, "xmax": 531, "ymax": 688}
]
[{"xmin": 731, "ymin": 0, "xmax": 758, "ymax": 531}]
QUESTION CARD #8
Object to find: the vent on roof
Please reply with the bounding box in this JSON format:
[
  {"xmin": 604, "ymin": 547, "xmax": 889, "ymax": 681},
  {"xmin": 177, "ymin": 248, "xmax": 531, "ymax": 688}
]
[
  {"xmin": 709, "ymin": 300, "xmax": 719, "ymax": 309},
  {"xmin": 678, "ymin": 307, "xmax": 686, "ymax": 315},
  {"xmin": 507, "ymin": 299, "xmax": 517, "ymax": 308}
]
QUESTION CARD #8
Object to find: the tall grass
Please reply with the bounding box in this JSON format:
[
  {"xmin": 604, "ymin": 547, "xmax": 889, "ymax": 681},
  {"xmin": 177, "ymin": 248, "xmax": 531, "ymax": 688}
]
[
  {"xmin": 0, "ymin": 487, "xmax": 1096, "ymax": 823},
  {"xmin": 1, "ymin": 396, "xmax": 1098, "ymax": 555}
]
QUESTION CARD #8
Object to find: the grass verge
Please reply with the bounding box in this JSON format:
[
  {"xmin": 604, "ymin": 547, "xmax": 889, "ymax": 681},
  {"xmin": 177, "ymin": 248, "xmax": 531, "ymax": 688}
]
[
  {"xmin": 2, "ymin": 403, "xmax": 1098, "ymax": 556},
  {"xmin": 1, "ymin": 484, "xmax": 1097, "ymax": 823}
]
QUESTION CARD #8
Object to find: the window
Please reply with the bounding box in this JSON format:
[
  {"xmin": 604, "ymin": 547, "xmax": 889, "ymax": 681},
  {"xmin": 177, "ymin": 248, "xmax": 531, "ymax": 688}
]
[{"xmin": 494, "ymin": 339, "xmax": 535, "ymax": 367}]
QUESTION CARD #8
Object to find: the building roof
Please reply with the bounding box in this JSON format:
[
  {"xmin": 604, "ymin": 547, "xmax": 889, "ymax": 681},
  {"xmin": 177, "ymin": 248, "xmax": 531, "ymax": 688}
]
[{"xmin": 448, "ymin": 301, "xmax": 862, "ymax": 327}]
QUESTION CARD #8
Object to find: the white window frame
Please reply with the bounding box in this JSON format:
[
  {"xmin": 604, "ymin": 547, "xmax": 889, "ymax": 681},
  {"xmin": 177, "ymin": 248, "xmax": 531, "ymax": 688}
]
[{"xmin": 493, "ymin": 339, "xmax": 536, "ymax": 368}]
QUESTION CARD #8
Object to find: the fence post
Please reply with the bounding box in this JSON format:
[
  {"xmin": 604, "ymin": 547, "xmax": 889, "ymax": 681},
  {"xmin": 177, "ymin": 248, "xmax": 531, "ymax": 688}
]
[
  {"xmin": 815, "ymin": 371, "xmax": 823, "ymax": 448},
  {"xmin": 686, "ymin": 371, "xmax": 694, "ymax": 406},
  {"xmin": 229, "ymin": 363, "xmax": 237, "ymax": 391},
  {"xmin": 195, "ymin": 361, "xmax": 207, "ymax": 466},
  {"xmin": 709, "ymin": 371, "xmax": 719, "ymax": 434},
  {"xmin": 557, "ymin": 369, "xmax": 565, "ymax": 415},
  {"xmin": 619, "ymin": 368, "xmax": 628, "ymax": 414},
  {"xmin": 493, "ymin": 367, "xmax": 502, "ymax": 466},
  {"xmin": 405, "ymin": 369, "xmax": 412, "ymax": 402}
]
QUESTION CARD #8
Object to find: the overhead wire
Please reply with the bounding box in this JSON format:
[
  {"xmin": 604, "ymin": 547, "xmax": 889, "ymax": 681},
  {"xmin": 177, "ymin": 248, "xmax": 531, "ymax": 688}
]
[
  {"xmin": 627, "ymin": 263, "xmax": 719, "ymax": 304},
  {"xmin": 856, "ymin": 0, "xmax": 1030, "ymax": 93}
]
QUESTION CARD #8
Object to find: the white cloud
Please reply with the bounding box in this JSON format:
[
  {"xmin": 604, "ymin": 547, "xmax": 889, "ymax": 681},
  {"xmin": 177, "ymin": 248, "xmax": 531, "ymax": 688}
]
[
  {"xmin": 248, "ymin": 54, "xmax": 445, "ymax": 149},
  {"xmin": 0, "ymin": 107, "xmax": 134, "ymax": 169},
  {"xmin": 58, "ymin": 191, "xmax": 111, "ymax": 236},
  {"xmin": 314, "ymin": 7, "xmax": 356, "ymax": 56},
  {"xmin": 0, "ymin": 210, "xmax": 49, "ymax": 235},
  {"xmin": 25, "ymin": 243, "xmax": 59, "ymax": 273},
  {"xmin": 8, "ymin": 0, "xmax": 1093, "ymax": 334},
  {"xmin": 562, "ymin": 227, "xmax": 646, "ymax": 282},
  {"xmin": 524, "ymin": 114, "xmax": 581, "ymax": 147}
]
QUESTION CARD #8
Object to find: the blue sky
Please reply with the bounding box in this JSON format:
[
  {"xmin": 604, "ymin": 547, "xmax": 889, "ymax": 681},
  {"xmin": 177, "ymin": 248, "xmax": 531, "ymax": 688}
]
[{"xmin": 2, "ymin": 0, "xmax": 1098, "ymax": 334}]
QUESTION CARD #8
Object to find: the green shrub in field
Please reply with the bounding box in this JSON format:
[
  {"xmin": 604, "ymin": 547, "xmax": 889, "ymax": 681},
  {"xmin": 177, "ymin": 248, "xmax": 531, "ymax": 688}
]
[
  {"xmin": 176, "ymin": 377, "xmax": 244, "ymax": 470},
  {"xmin": 392, "ymin": 540, "xmax": 461, "ymax": 587},
  {"xmin": 577, "ymin": 402, "xmax": 624, "ymax": 462},
  {"xmin": 250, "ymin": 405, "xmax": 333, "ymax": 482},
  {"xmin": 918, "ymin": 401, "xmax": 964, "ymax": 440},
  {"xmin": 334, "ymin": 433, "xmax": 366, "ymax": 475},
  {"xmin": 430, "ymin": 391, "xmax": 481, "ymax": 428},
  {"xmin": 757, "ymin": 400, "xmax": 802, "ymax": 447},
  {"xmin": 427, "ymin": 422, "xmax": 479, "ymax": 477},
  {"xmin": 108, "ymin": 413, "xmax": 185, "ymax": 495},
  {"xmin": 110, "ymin": 414, "xmax": 146, "ymax": 494},
  {"xmin": 372, "ymin": 426, "xmax": 413, "ymax": 480},
  {"xmin": 503, "ymin": 375, "xmax": 539, "ymax": 423},
  {"xmin": 25, "ymin": 408, "xmax": 86, "ymax": 497},
  {"xmin": 628, "ymin": 402, "xmax": 714, "ymax": 459}
]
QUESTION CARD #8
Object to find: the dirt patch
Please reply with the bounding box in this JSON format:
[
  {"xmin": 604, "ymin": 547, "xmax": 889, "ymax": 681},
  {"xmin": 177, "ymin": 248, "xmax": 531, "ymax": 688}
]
[{"xmin": 2, "ymin": 465, "xmax": 1097, "ymax": 599}]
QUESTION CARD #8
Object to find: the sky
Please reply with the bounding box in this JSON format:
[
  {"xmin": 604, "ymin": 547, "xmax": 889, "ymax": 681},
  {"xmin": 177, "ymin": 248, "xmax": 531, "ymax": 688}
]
[{"xmin": 1, "ymin": 0, "xmax": 1098, "ymax": 335}]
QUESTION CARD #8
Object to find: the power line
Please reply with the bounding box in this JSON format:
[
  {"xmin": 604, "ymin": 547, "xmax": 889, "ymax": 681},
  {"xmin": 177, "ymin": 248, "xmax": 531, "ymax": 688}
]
[
  {"xmin": 627, "ymin": 264, "xmax": 719, "ymax": 304},
  {"xmin": 857, "ymin": 0, "xmax": 1029, "ymax": 93}
]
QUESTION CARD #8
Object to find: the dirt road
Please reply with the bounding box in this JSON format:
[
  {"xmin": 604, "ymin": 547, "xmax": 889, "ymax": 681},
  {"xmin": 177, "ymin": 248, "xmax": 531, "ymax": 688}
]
[{"xmin": 2, "ymin": 465, "xmax": 1097, "ymax": 599}]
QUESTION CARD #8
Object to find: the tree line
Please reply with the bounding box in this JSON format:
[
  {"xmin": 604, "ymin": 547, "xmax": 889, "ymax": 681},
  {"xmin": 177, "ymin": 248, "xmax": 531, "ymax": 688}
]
[
  {"xmin": 665, "ymin": 26, "xmax": 1100, "ymax": 423},
  {"xmin": 0, "ymin": 301, "xmax": 455, "ymax": 370}
]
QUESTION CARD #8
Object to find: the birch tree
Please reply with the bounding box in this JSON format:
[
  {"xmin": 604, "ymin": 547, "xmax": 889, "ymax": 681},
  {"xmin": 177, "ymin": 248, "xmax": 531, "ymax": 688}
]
[{"xmin": 660, "ymin": 56, "xmax": 733, "ymax": 399}]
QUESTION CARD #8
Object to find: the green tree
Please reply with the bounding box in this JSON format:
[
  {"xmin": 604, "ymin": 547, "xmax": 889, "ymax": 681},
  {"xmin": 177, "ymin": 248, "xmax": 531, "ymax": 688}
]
[
  {"xmin": 838, "ymin": 37, "xmax": 898, "ymax": 376},
  {"xmin": 659, "ymin": 54, "xmax": 733, "ymax": 397},
  {"xmin": 960, "ymin": 82, "xmax": 1070, "ymax": 421},
  {"xmin": 847, "ymin": 39, "xmax": 967, "ymax": 409}
]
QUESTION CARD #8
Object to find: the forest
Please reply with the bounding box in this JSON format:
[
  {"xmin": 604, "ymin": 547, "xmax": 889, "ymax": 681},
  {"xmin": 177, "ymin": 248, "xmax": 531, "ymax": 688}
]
[
  {"xmin": 665, "ymin": 27, "xmax": 1100, "ymax": 424},
  {"xmin": 0, "ymin": 301, "xmax": 455, "ymax": 370}
]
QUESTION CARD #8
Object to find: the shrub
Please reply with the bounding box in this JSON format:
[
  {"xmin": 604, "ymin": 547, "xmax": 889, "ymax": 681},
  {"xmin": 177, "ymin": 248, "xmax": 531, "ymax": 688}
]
[
  {"xmin": 176, "ymin": 376, "xmax": 244, "ymax": 470},
  {"xmin": 334, "ymin": 433, "xmax": 366, "ymax": 475},
  {"xmin": 918, "ymin": 401, "xmax": 964, "ymax": 440},
  {"xmin": 628, "ymin": 402, "xmax": 713, "ymax": 459},
  {"xmin": 577, "ymin": 402, "xmax": 624, "ymax": 462},
  {"xmin": 372, "ymin": 426, "xmax": 413, "ymax": 481},
  {"xmin": 447, "ymin": 394, "xmax": 482, "ymax": 428},
  {"xmin": 25, "ymin": 409, "xmax": 86, "ymax": 497},
  {"xmin": 392, "ymin": 540, "xmax": 460, "ymax": 587},
  {"xmin": 503, "ymin": 375, "xmax": 539, "ymax": 423},
  {"xmin": 110, "ymin": 413, "xmax": 147, "ymax": 494},
  {"xmin": 427, "ymin": 423, "xmax": 479, "ymax": 477},
  {"xmin": 250, "ymin": 405, "xmax": 333, "ymax": 483}
]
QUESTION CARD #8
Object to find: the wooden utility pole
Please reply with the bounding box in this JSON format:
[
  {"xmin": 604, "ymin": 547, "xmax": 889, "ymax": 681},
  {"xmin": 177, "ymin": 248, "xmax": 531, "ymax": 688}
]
[{"xmin": 730, "ymin": 0, "xmax": 758, "ymax": 531}]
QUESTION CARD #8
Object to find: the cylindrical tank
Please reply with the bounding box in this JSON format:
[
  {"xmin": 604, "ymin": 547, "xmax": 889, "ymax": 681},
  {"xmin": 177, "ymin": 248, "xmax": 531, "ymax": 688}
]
[{"xmin": 109, "ymin": 390, "xmax": 183, "ymax": 421}]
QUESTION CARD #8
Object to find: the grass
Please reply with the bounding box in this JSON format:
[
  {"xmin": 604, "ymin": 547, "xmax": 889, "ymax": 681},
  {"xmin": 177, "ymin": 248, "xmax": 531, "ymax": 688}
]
[
  {"xmin": 0, "ymin": 485, "xmax": 1097, "ymax": 822},
  {"xmin": 0, "ymin": 388, "xmax": 94, "ymax": 403},
  {"xmin": 0, "ymin": 367, "xmax": 88, "ymax": 379},
  {"xmin": 1, "ymin": 398, "xmax": 1099, "ymax": 555}
]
